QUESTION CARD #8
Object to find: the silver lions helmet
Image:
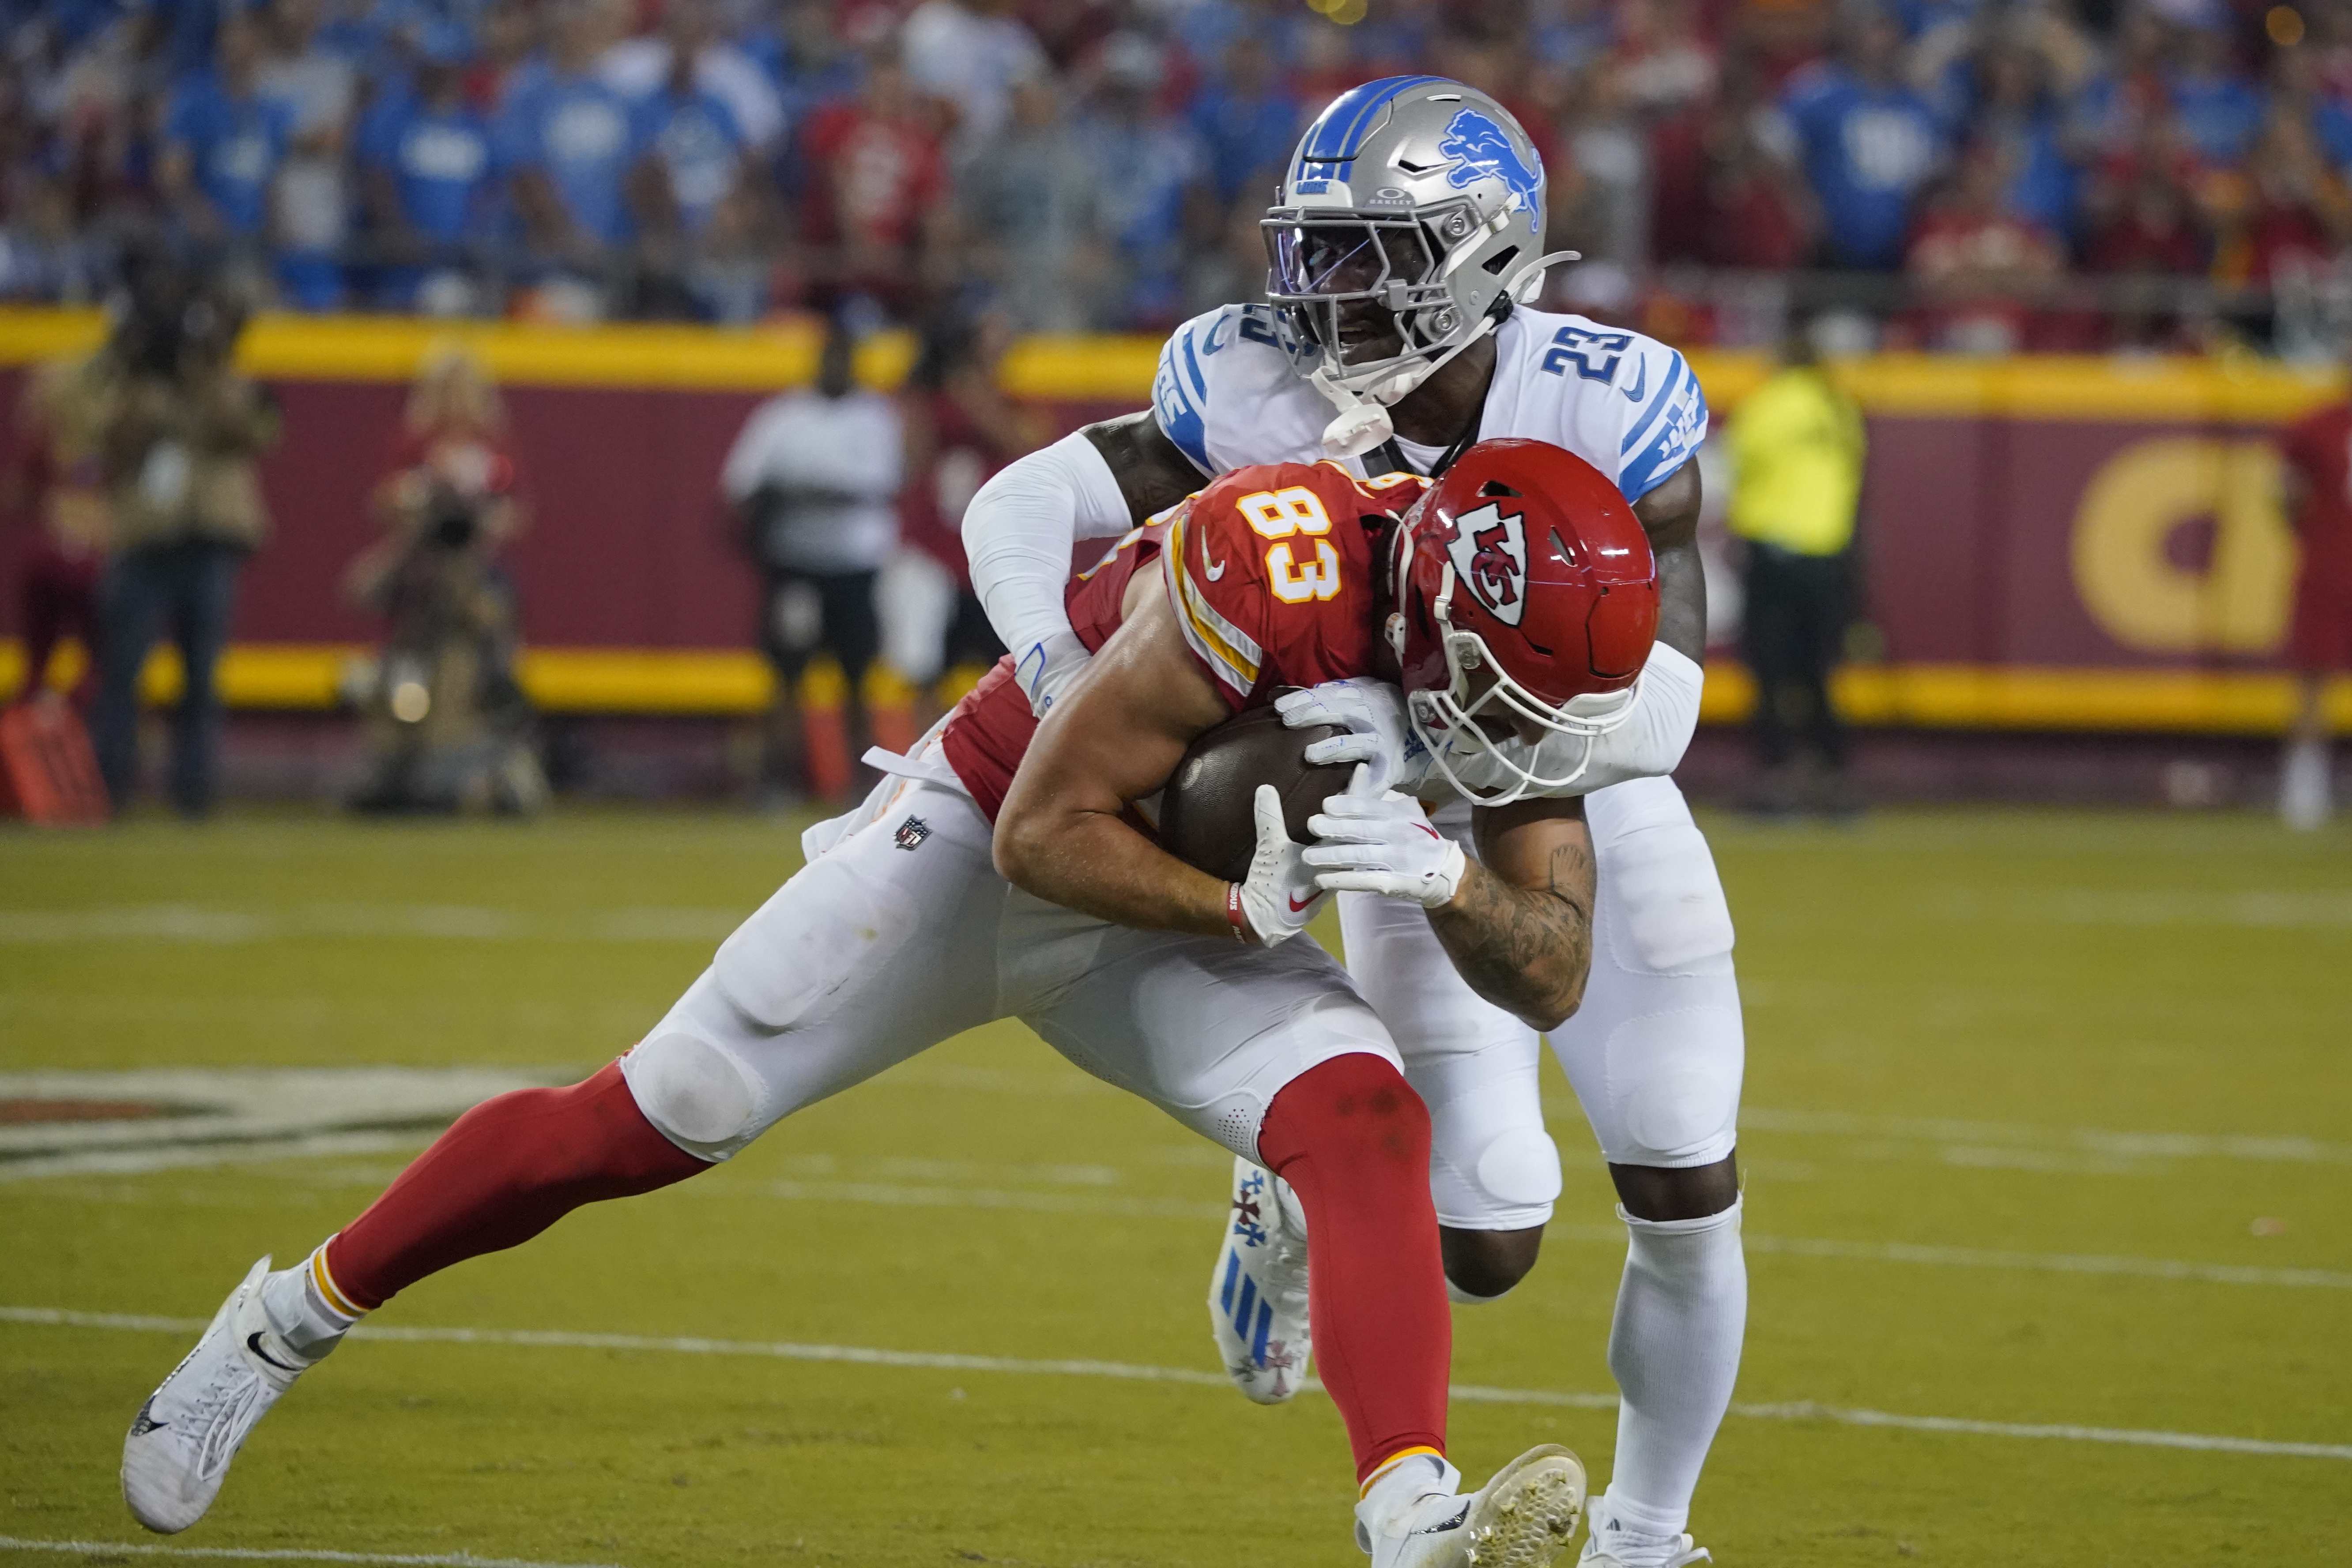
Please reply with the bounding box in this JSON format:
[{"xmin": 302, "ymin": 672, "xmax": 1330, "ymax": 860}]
[{"xmin": 1262, "ymin": 77, "xmax": 1576, "ymax": 456}]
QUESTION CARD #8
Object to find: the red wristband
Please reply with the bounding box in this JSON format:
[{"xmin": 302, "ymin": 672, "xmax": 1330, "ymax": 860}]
[{"xmin": 1225, "ymin": 882, "xmax": 1251, "ymax": 944}]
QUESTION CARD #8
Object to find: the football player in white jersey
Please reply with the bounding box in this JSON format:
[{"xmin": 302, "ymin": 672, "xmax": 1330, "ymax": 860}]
[{"xmin": 960, "ymin": 77, "xmax": 1741, "ymax": 1568}]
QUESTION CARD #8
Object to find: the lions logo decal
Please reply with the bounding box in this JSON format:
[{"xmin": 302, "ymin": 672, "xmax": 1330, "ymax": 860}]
[
  {"xmin": 1438, "ymin": 108, "xmax": 1544, "ymax": 233},
  {"xmin": 1445, "ymin": 502, "xmax": 1529, "ymax": 628}
]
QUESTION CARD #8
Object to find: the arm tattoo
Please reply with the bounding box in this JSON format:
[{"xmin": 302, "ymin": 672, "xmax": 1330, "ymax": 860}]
[
  {"xmin": 1083, "ymin": 412, "xmax": 1204, "ymax": 523},
  {"xmin": 1427, "ymin": 837, "xmax": 1596, "ymax": 1031}
]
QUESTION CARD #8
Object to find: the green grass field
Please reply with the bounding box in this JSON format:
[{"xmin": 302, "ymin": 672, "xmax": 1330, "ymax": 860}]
[{"xmin": 3, "ymin": 806, "xmax": 2349, "ymax": 1568}]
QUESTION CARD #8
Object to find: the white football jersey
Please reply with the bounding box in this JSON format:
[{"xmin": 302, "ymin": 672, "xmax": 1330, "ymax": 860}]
[{"xmin": 1150, "ymin": 302, "xmax": 1708, "ymax": 499}]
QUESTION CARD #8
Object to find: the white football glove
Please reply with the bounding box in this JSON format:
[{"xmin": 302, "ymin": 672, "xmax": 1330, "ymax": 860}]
[
  {"xmin": 1014, "ymin": 629, "xmax": 1092, "ymax": 718},
  {"xmin": 1235, "ymin": 783, "xmax": 1325, "ymax": 945},
  {"xmin": 1304, "ymin": 767, "xmax": 1467, "ymax": 909},
  {"xmin": 1274, "ymin": 678, "xmax": 1431, "ymax": 796}
]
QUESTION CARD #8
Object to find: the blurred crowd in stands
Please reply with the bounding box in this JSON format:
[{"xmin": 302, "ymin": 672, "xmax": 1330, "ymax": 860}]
[{"xmin": 15, "ymin": 0, "xmax": 2352, "ymax": 349}]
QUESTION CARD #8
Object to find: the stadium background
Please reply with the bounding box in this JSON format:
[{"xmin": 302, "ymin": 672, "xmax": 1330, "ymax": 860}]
[{"xmin": 4, "ymin": 310, "xmax": 2351, "ymax": 776}]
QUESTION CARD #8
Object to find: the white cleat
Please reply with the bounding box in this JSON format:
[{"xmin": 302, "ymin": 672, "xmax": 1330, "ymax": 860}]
[
  {"xmin": 1207, "ymin": 1156, "xmax": 1312, "ymax": 1403},
  {"xmin": 122, "ymin": 1256, "xmax": 319, "ymax": 1533},
  {"xmin": 1361, "ymin": 1445, "xmax": 1588, "ymax": 1568},
  {"xmin": 1578, "ymin": 1500, "xmax": 1712, "ymax": 1568}
]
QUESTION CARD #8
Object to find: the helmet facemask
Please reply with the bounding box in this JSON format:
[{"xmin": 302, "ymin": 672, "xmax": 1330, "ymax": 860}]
[
  {"xmin": 1395, "ymin": 548, "xmax": 1643, "ymax": 805},
  {"xmin": 1263, "ymin": 206, "xmax": 1489, "ymax": 402}
]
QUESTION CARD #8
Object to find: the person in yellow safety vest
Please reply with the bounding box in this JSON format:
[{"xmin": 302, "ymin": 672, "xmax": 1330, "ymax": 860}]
[{"xmin": 1724, "ymin": 320, "xmax": 1866, "ymax": 815}]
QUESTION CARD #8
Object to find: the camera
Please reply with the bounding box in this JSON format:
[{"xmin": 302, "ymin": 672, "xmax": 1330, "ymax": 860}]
[{"xmin": 421, "ymin": 484, "xmax": 482, "ymax": 550}]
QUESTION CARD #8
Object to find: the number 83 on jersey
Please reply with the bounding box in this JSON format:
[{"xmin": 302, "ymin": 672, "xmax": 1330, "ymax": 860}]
[{"xmin": 1236, "ymin": 487, "xmax": 1342, "ymax": 603}]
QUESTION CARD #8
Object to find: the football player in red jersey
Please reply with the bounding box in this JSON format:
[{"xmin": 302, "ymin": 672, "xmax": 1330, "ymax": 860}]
[
  {"xmin": 994, "ymin": 440, "xmax": 1653, "ymax": 1005},
  {"xmin": 122, "ymin": 440, "xmax": 1648, "ymax": 1568}
]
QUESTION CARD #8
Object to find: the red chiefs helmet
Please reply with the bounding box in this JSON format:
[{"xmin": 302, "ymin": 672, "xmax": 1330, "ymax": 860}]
[{"xmin": 1387, "ymin": 438, "xmax": 1659, "ymax": 801}]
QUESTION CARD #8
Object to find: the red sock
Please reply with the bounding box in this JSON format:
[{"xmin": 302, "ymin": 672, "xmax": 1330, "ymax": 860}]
[
  {"xmin": 1257, "ymin": 1052, "xmax": 1449, "ymax": 1483},
  {"xmin": 324, "ymin": 1061, "xmax": 708, "ymax": 1310}
]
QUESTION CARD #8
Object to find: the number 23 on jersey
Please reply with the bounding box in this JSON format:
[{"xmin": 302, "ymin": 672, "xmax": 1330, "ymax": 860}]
[{"xmin": 1235, "ymin": 486, "xmax": 1342, "ymax": 603}]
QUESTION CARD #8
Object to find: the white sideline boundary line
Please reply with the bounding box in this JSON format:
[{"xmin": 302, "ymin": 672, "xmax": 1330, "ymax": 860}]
[
  {"xmin": 8, "ymin": 1306, "xmax": 2349, "ymax": 1464},
  {"xmin": 0, "ymin": 1538, "xmax": 620, "ymax": 1568}
]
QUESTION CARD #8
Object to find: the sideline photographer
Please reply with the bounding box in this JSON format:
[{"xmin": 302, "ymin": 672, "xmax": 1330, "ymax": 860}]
[
  {"xmin": 342, "ymin": 347, "xmax": 543, "ymax": 813},
  {"xmin": 89, "ymin": 258, "xmax": 279, "ymax": 818}
]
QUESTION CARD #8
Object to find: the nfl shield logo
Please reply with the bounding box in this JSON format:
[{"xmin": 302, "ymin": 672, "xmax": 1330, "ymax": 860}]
[{"xmin": 893, "ymin": 815, "xmax": 932, "ymax": 851}]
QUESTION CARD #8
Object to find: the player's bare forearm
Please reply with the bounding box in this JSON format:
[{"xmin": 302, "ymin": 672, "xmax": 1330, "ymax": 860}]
[
  {"xmin": 1428, "ymin": 800, "xmax": 1597, "ymax": 1031},
  {"xmin": 1634, "ymin": 460, "xmax": 1706, "ymax": 663},
  {"xmin": 994, "ymin": 586, "xmax": 1236, "ymax": 939},
  {"xmin": 1082, "ymin": 412, "xmax": 1204, "ymax": 525}
]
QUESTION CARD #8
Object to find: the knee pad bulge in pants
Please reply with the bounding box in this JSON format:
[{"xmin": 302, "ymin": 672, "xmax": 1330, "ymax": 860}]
[{"xmin": 624, "ymin": 1030, "xmax": 761, "ymax": 1159}]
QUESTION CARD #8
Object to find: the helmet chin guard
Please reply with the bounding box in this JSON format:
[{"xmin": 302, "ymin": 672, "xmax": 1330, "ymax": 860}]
[
  {"xmin": 1401, "ymin": 563, "xmax": 1644, "ymax": 804},
  {"xmin": 1311, "ymin": 247, "xmax": 1580, "ymax": 459}
]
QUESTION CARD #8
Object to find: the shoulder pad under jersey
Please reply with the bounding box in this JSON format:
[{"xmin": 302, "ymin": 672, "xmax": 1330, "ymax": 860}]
[
  {"xmin": 1486, "ymin": 309, "xmax": 1710, "ymax": 504},
  {"xmin": 1152, "ymin": 304, "xmax": 1332, "ymax": 478},
  {"xmin": 1161, "ymin": 461, "xmax": 1413, "ymax": 705}
]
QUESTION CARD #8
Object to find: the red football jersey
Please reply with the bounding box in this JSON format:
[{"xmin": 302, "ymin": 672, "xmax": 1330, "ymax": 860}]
[{"xmin": 940, "ymin": 462, "xmax": 1427, "ymax": 822}]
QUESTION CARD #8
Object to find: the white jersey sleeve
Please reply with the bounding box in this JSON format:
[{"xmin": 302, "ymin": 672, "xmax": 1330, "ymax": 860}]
[
  {"xmin": 1484, "ymin": 309, "xmax": 1709, "ymax": 503},
  {"xmin": 1150, "ymin": 304, "xmax": 1334, "ymax": 478}
]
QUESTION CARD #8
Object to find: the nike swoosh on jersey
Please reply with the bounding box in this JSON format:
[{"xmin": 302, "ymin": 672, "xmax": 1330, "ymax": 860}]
[
  {"xmin": 1205, "ymin": 552, "xmax": 1228, "ymax": 581},
  {"xmin": 1619, "ymin": 356, "xmax": 1648, "ymax": 404}
]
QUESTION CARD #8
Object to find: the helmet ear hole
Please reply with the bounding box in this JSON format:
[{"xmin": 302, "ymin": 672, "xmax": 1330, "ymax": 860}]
[{"xmin": 1479, "ymin": 481, "xmax": 1521, "ymax": 498}]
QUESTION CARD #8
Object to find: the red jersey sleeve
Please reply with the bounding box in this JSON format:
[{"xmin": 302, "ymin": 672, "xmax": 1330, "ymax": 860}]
[{"xmin": 1161, "ymin": 462, "xmax": 1425, "ymax": 709}]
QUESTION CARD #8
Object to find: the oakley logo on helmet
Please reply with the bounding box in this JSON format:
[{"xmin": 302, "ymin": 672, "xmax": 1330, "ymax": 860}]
[
  {"xmin": 1437, "ymin": 109, "xmax": 1543, "ymax": 233},
  {"xmin": 1445, "ymin": 502, "xmax": 1529, "ymax": 628}
]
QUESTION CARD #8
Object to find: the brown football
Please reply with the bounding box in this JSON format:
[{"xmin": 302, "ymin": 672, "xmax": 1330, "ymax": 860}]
[{"xmin": 1155, "ymin": 703, "xmax": 1351, "ymax": 883}]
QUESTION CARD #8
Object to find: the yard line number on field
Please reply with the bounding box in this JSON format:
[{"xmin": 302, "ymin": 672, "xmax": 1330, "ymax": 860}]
[{"xmin": 7, "ymin": 1305, "xmax": 2347, "ymax": 1465}]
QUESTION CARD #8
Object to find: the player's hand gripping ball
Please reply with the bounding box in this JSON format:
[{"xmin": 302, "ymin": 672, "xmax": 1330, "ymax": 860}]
[
  {"xmin": 1274, "ymin": 678, "xmax": 1430, "ymax": 796},
  {"xmin": 1156, "ymin": 703, "xmax": 1349, "ymax": 885}
]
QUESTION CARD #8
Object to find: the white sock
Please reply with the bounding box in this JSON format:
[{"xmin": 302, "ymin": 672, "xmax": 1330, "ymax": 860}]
[
  {"xmin": 2281, "ymin": 739, "xmax": 2331, "ymax": 830},
  {"xmin": 1602, "ymin": 1198, "xmax": 1746, "ymax": 1540},
  {"xmin": 259, "ymin": 1241, "xmax": 365, "ymax": 1361}
]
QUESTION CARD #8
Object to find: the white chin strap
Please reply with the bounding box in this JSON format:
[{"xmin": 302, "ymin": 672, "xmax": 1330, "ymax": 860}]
[{"xmin": 1313, "ymin": 249, "xmax": 1581, "ymax": 461}]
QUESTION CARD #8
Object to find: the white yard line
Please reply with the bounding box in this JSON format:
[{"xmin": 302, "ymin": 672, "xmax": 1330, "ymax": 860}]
[
  {"xmin": 7, "ymin": 1306, "xmax": 2347, "ymax": 1463},
  {"xmin": 1735, "ymin": 1106, "xmax": 2352, "ymax": 1166},
  {"xmin": 1540, "ymin": 1223, "xmax": 2352, "ymax": 1291},
  {"xmin": 0, "ymin": 1538, "xmax": 621, "ymax": 1568},
  {"xmin": 0, "ymin": 906, "xmax": 737, "ymax": 945},
  {"xmin": 754, "ymin": 1177, "xmax": 1229, "ymax": 1221},
  {"xmin": 0, "ymin": 1133, "xmax": 431, "ymax": 1183},
  {"xmin": 1928, "ymin": 888, "xmax": 2352, "ymax": 929},
  {"xmin": 726, "ymin": 1180, "xmax": 2352, "ymax": 1292},
  {"xmin": 13, "ymin": 1165, "xmax": 2341, "ymax": 1290}
]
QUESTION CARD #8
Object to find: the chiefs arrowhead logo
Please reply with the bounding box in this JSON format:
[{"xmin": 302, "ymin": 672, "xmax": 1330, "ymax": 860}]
[{"xmin": 1444, "ymin": 501, "xmax": 1529, "ymax": 627}]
